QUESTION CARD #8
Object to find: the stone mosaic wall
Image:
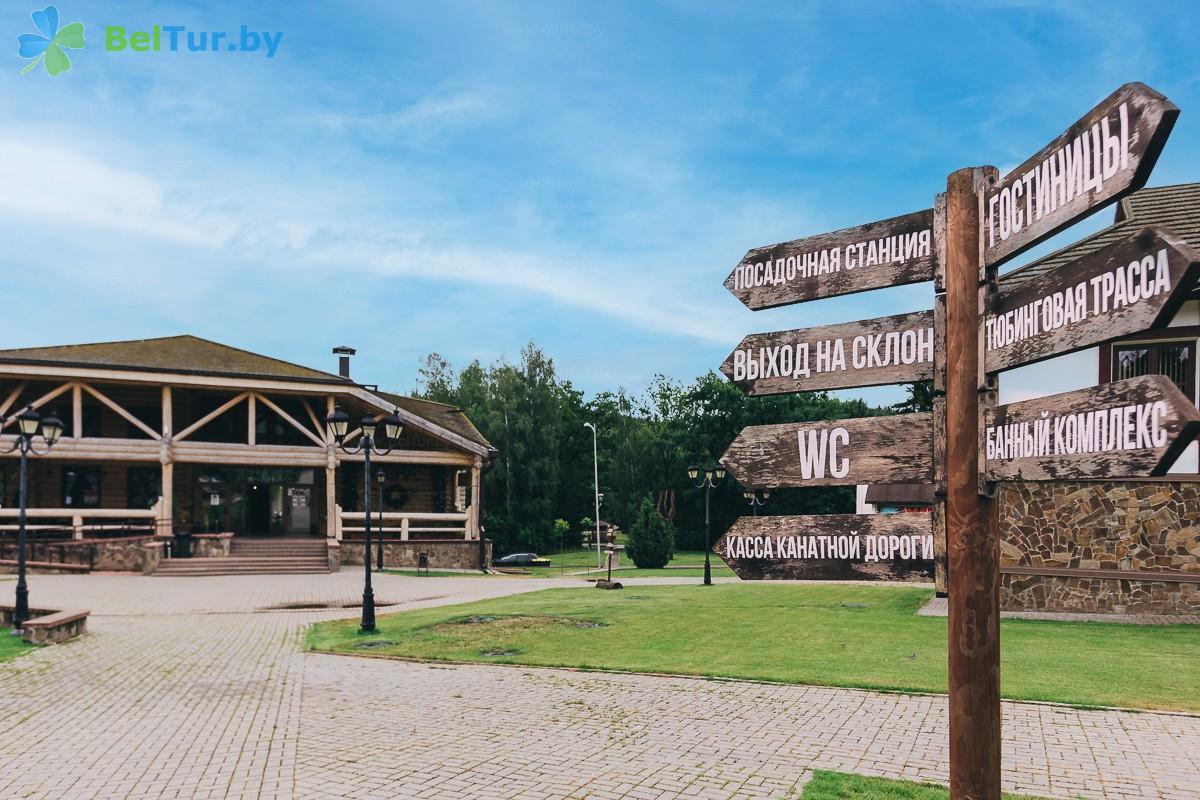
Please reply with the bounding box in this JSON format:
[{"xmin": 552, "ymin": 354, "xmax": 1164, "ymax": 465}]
[
  {"xmin": 339, "ymin": 539, "xmax": 491, "ymax": 571},
  {"xmin": 999, "ymin": 481, "xmax": 1200, "ymax": 614}
]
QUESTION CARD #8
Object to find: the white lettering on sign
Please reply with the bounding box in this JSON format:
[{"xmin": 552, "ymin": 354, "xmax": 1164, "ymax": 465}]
[
  {"xmin": 985, "ymin": 248, "xmax": 1173, "ymax": 352},
  {"xmin": 985, "ymin": 401, "xmax": 1171, "ymax": 462},
  {"xmin": 732, "ymin": 326, "xmax": 933, "ymax": 382},
  {"xmin": 732, "ymin": 228, "xmax": 932, "ymax": 291},
  {"xmin": 986, "ymin": 101, "xmax": 1130, "ymax": 250},
  {"xmin": 725, "ymin": 533, "xmax": 934, "ymax": 562},
  {"xmin": 796, "ymin": 427, "xmax": 850, "ymax": 479}
]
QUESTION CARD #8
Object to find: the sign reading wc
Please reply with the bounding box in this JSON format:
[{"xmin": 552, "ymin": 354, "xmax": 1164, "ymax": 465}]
[{"xmin": 105, "ymin": 24, "xmax": 282, "ymax": 58}]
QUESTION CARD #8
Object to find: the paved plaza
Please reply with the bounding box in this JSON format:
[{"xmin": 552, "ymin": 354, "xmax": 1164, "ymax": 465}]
[{"xmin": 0, "ymin": 573, "xmax": 1196, "ymax": 799}]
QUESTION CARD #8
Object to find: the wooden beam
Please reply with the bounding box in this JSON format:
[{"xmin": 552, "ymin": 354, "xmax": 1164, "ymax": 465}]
[
  {"xmin": 173, "ymin": 392, "xmax": 249, "ymax": 442},
  {"xmin": 80, "ymin": 383, "xmax": 161, "ymax": 440},
  {"xmin": 302, "ymin": 398, "xmax": 323, "ymax": 438},
  {"xmin": 0, "ymin": 382, "xmax": 27, "ymax": 419},
  {"xmin": 0, "ymin": 381, "xmax": 73, "ymax": 431},
  {"xmin": 253, "ymin": 392, "xmax": 325, "ymax": 447}
]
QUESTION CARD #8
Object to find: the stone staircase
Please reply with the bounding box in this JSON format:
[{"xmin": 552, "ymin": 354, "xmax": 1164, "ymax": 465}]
[{"xmin": 153, "ymin": 537, "xmax": 330, "ymax": 577}]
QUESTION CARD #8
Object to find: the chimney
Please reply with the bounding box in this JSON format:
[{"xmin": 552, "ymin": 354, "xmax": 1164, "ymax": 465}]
[{"xmin": 332, "ymin": 345, "xmax": 356, "ymax": 379}]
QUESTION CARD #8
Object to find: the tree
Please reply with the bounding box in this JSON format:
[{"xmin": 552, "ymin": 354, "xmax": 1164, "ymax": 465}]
[
  {"xmin": 895, "ymin": 381, "xmax": 935, "ymax": 414},
  {"xmin": 626, "ymin": 497, "xmax": 674, "ymax": 569}
]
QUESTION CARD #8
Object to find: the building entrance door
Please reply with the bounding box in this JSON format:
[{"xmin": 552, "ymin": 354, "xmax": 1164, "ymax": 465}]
[{"xmin": 246, "ymin": 481, "xmax": 272, "ymax": 535}]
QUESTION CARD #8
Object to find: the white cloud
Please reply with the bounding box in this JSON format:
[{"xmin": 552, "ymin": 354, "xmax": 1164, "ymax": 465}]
[{"xmin": 0, "ymin": 138, "xmax": 241, "ymax": 247}]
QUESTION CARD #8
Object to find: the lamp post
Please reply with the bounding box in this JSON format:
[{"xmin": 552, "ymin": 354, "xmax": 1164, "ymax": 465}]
[
  {"xmin": 327, "ymin": 404, "xmax": 403, "ymax": 633},
  {"xmin": 375, "ymin": 469, "xmax": 386, "ymax": 570},
  {"xmin": 687, "ymin": 464, "xmax": 725, "ymax": 586},
  {"xmin": 583, "ymin": 422, "xmax": 601, "ymax": 569},
  {"xmin": 743, "ymin": 489, "xmax": 770, "ymax": 516},
  {"xmin": 3, "ymin": 406, "xmax": 63, "ymax": 631}
]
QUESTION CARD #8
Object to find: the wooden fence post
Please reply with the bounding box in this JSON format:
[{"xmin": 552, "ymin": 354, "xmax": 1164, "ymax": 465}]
[{"xmin": 945, "ymin": 165, "xmax": 1001, "ymax": 800}]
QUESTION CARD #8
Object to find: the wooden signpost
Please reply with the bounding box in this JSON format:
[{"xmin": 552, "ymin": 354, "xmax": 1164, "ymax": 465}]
[
  {"xmin": 725, "ymin": 208, "xmax": 936, "ymax": 309},
  {"xmin": 721, "ymin": 310, "xmax": 934, "ymax": 395},
  {"xmin": 985, "ymin": 226, "xmax": 1200, "ymax": 371},
  {"xmin": 714, "ymin": 513, "xmax": 934, "ymax": 581},
  {"xmin": 720, "ymin": 413, "xmax": 933, "ymax": 488},
  {"xmin": 713, "ymin": 82, "xmax": 1186, "ymax": 799},
  {"xmin": 982, "ymin": 82, "xmax": 1178, "ymax": 268},
  {"xmin": 983, "ymin": 375, "xmax": 1200, "ymax": 481}
]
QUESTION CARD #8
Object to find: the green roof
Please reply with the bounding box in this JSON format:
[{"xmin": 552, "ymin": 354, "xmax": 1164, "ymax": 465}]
[
  {"xmin": 374, "ymin": 390, "xmax": 492, "ymax": 449},
  {"xmin": 0, "ymin": 335, "xmax": 347, "ymax": 383},
  {"xmin": 0, "ymin": 335, "xmax": 492, "ymax": 451},
  {"xmin": 1003, "ymin": 182, "xmax": 1200, "ymax": 286}
]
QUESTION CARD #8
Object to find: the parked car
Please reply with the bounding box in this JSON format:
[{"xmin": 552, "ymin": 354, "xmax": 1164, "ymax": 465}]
[
  {"xmin": 493, "ymin": 552, "xmax": 550, "ymax": 566},
  {"xmin": 494, "ymin": 554, "xmax": 537, "ymax": 566}
]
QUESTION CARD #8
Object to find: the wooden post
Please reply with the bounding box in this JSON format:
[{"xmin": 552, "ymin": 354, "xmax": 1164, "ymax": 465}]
[
  {"xmin": 160, "ymin": 385, "xmax": 174, "ymax": 537},
  {"xmin": 325, "ymin": 395, "xmax": 338, "ymax": 540},
  {"xmin": 72, "ymin": 383, "xmax": 82, "ymax": 439},
  {"xmin": 945, "ymin": 165, "xmax": 1001, "ymax": 799},
  {"xmin": 469, "ymin": 459, "xmax": 482, "ymax": 540},
  {"xmin": 247, "ymin": 393, "xmax": 256, "ymax": 446}
]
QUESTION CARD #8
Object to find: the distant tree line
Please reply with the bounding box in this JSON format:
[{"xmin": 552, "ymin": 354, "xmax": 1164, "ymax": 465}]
[{"xmin": 415, "ymin": 344, "xmax": 928, "ymax": 556}]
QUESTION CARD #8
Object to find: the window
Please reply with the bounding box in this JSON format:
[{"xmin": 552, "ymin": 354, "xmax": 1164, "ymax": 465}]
[
  {"xmin": 62, "ymin": 466, "xmax": 102, "ymax": 508},
  {"xmin": 126, "ymin": 467, "xmax": 161, "ymax": 510},
  {"xmin": 1112, "ymin": 341, "xmax": 1196, "ymax": 403}
]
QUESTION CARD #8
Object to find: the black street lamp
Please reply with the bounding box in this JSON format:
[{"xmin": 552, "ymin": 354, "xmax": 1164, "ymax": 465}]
[
  {"xmin": 2, "ymin": 406, "xmax": 63, "ymax": 630},
  {"xmin": 328, "ymin": 404, "xmax": 403, "ymax": 633},
  {"xmin": 687, "ymin": 463, "xmax": 725, "ymax": 586},
  {"xmin": 375, "ymin": 469, "xmax": 386, "ymax": 570},
  {"xmin": 743, "ymin": 489, "xmax": 770, "ymax": 516}
]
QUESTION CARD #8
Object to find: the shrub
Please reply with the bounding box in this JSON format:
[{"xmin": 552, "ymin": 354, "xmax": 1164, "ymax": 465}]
[{"xmin": 626, "ymin": 497, "xmax": 674, "ymax": 569}]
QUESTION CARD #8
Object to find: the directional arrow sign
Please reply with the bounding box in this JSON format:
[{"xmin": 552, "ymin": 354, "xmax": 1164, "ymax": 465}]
[
  {"xmin": 721, "ymin": 413, "xmax": 933, "ymax": 488},
  {"xmin": 715, "ymin": 513, "xmax": 934, "ymax": 581},
  {"xmin": 722, "ymin": 310, "xmax": 934, "ymax": 396},
  {"xmin": 983, "ymin": 82, "xmax": 1178, "ymax": 268},
  {"xmin": 985, "ymin": 226, "xmax": 1200, "ymax": 372},
  {"xmin": 725, "ymin": 208, "xmax": 935, "ymax": 310},
  {"xmin": 983, "ymin": 375, "xmax": 1200, "ymax": 481}
]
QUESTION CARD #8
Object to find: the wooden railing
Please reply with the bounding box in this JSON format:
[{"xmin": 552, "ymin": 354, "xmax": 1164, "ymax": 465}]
[
  {"xmin": 336, "ymin": 505, "xmax": 471, "ymax": 540},
  {"xmin": 0, "ymin": 503, "xmax": 162, "ymax": 539}
]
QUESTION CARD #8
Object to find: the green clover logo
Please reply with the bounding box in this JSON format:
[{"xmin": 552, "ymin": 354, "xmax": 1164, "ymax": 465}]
[{"xmin": 18, "ymin": 5, "xmax": 84, "ymax": 76}]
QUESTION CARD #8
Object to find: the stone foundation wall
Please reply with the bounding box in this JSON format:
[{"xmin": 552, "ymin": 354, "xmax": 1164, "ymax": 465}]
[
  {"xmin": 339, "ymin": 539, "xmax": 491, "ymax": 570},
  {"xmin": 191, "ymin": 533, "xmax": 232, "ymax": 558},
  {"xmin": 999, "ymin": 481, "xmax": 1200, "ymax": 614}
]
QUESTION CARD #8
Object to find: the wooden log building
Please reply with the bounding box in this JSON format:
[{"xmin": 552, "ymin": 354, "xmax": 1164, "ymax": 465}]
[{"xmin": 0, "ymin": 336, "xmax": 494, "ymax": 574}]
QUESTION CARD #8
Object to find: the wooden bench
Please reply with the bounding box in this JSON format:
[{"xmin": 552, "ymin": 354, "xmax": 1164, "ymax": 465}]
[{"xmin": 0, "ymin": 605, "xmax": 90, "ymax": 644}]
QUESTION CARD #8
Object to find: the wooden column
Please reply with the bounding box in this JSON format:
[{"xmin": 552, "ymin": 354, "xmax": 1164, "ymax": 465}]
[
  {"xmin": 325, "ymin": 395, "xmax": 338, "ymax": 540},
  {"xmin": 71, "ymin": 383, "xmax": 82, "ymax": 439},
  {"xmin": 945, "ymin": 165, "xmax": 1001, "ymax": 799},
  {"xmin": 247, "ymin": 393, "xmax": 257, "ymax": 446},
  {"xmin": 159, "ymin": 385, "xmax": 174, "ymax": 537},
  {"xmin": 469, "ymin": 459, "xmax": 482, "ymax": 540}
]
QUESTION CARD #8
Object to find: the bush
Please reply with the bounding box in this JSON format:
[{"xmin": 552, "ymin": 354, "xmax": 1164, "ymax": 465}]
[{"xmin": 626, "ymin": 497, "xmax": 674, "ymax": 569}]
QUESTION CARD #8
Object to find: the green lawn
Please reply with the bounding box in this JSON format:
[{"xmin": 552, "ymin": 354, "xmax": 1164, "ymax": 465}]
[
  {"xmin": 800, "ymin": 771, "xmax": 1052, "ymax": 799},
  {"xmin": 0, "ymin": 628, "xmax": 33, "ymax": 663},
  {"xmin": 307, "ymin": 583, "xmax": 1200, "ymax": 712}
]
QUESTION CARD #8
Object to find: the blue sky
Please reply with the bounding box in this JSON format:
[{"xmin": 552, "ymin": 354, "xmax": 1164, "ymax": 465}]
[{"xmin": 3, "ymin": 0, "xmax": 1200, "ymax": 405}]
